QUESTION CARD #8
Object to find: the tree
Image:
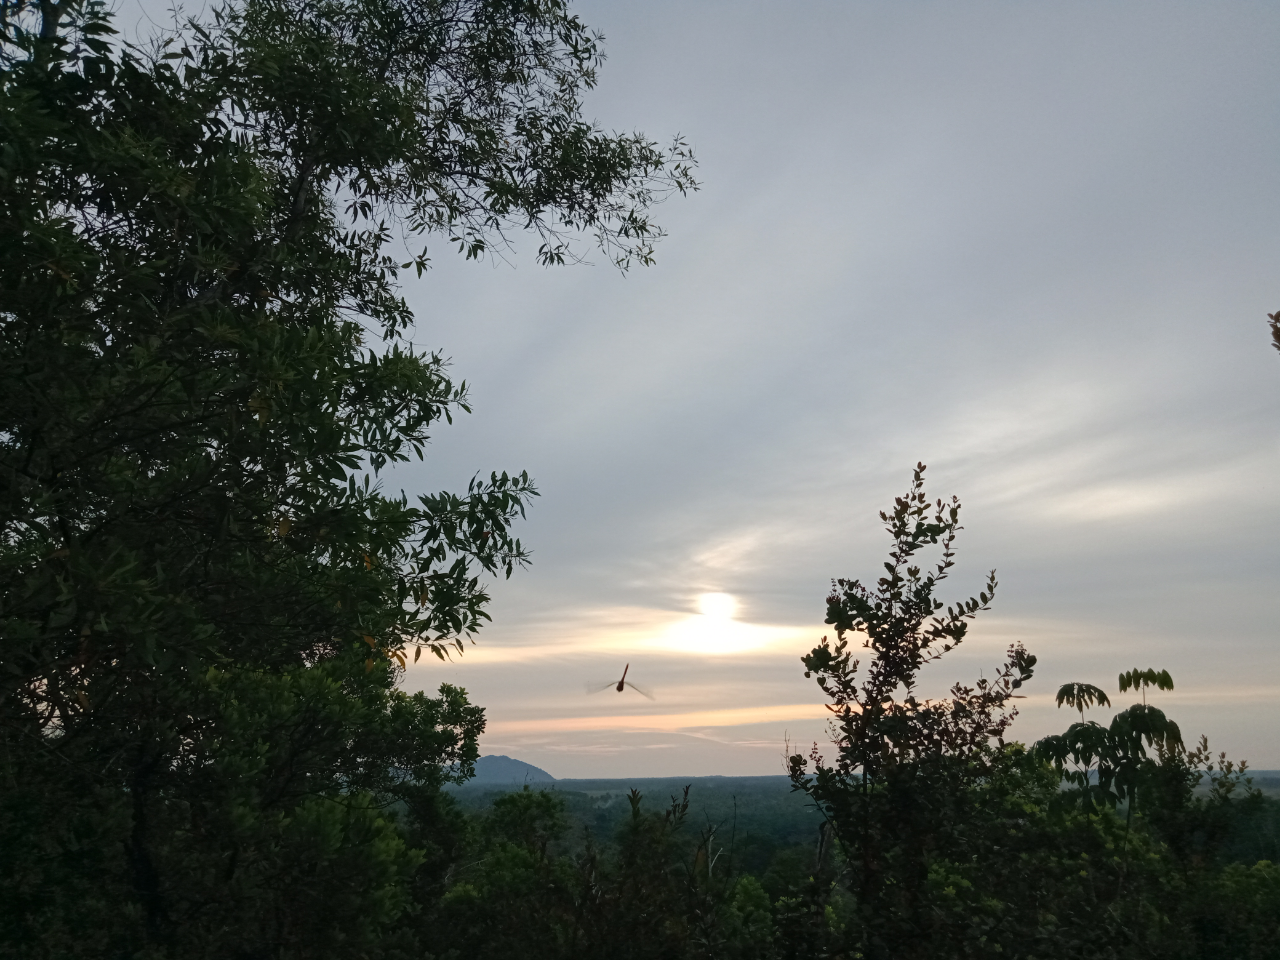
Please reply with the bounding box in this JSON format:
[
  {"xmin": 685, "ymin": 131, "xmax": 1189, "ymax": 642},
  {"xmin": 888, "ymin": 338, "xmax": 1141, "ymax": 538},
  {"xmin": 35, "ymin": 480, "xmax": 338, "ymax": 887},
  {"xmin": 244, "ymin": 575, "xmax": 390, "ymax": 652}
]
[
  {"xmin": 781, "ymin": 468, "xmax": 1278, "ymax": 959},
  {"xmin": 1055, "ymin": 681, "xmax": 1110, "ymax": 721},
  {"xmin": 787, "ymin": 464, "xmax": 1037, "ymax": 959},
  {"xmin": 0, "ymin": 0, "xmax": 695, "ymax": 955},
  {"xmin": 1035, "ymin": 671, "xmax": 1277, "ymax": 958},
  {"xmin": 431, "ymin": 785, "xmax": 754, "ymax": 960},
  {"xmin": 1037, "ymin": 668, "xmax": 1182, "ymax": 816}
]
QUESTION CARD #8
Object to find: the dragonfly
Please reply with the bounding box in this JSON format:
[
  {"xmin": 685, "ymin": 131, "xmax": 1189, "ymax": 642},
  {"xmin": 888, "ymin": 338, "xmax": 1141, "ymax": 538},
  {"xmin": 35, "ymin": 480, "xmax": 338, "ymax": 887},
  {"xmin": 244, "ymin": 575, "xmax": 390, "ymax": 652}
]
[{"xmin": 587, "ymin": 663, "xmax": 654, "ymax": 700}]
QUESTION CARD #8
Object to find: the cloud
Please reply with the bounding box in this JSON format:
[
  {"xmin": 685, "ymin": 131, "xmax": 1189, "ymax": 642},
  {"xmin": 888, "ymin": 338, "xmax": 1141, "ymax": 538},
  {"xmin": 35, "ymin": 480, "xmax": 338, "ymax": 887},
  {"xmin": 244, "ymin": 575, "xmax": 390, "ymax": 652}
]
[
  {"xmin": 110, "ymin": 0, "xmax": 1280, "ymax": 776},
  {"xmin": 487, "ymin": 703, "xmax": 833, "ymax": 735}
]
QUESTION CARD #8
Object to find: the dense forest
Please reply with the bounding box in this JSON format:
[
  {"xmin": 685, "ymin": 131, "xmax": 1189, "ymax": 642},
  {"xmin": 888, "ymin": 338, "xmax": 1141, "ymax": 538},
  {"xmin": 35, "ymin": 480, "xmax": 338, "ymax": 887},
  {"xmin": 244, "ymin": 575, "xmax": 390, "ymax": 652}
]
[
  {"xmin": 1, "ymin": 0, "xmax": 1278, "ymax": 957},
  {"xmin": 440, "ymin": 769, "xmax": 1280, "ymax": 958}
]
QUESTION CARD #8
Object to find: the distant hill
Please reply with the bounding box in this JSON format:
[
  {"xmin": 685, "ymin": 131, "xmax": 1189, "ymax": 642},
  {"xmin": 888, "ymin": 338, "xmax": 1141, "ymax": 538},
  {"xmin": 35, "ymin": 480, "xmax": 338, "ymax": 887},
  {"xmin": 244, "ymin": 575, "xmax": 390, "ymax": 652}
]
[{"xmin": 466, "ymin": 755, "xmax": 556, "ymax": 785}]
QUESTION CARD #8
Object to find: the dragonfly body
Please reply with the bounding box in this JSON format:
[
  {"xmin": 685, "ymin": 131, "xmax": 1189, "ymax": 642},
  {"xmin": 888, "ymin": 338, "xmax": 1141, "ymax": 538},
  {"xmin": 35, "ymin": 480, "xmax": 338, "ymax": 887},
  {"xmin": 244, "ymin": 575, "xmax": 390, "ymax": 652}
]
[{"xmin": 588, "ymin": 663, "xmax": 653, "ymax": 700}]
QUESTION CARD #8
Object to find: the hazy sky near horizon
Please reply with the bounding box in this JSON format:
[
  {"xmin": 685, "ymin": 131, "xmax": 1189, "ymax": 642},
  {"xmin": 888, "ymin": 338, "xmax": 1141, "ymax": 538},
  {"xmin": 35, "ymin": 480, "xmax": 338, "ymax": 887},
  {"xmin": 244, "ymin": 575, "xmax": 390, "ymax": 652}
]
[{"xmin": 128, "ymin": 0, "xmax": 1280, "ymax": 776}]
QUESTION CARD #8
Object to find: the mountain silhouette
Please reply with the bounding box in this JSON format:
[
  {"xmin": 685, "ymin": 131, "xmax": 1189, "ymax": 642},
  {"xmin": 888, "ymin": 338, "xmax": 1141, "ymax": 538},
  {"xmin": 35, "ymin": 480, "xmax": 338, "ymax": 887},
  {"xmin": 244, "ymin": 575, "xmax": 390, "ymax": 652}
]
[{"xmin": 468, "ymin": 755, "xmax": 556, "ymax": 785}]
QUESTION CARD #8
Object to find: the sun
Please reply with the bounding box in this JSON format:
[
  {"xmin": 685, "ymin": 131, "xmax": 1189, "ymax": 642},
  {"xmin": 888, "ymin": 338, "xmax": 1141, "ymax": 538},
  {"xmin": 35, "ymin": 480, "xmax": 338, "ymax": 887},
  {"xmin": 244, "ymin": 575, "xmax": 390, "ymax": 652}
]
[
  {"xmin": 697, "ymin": 592, "xmax": 736, "ymax": 620},
  {"xmin": 650, "ymin": 592, "xmax": 797, "ymax": 656}
]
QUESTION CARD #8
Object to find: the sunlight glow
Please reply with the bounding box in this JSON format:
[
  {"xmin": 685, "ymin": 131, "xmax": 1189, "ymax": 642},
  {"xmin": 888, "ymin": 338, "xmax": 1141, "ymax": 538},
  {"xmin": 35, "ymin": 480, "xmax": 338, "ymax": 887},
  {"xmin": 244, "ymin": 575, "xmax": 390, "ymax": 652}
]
[
  {"xmin": 697, "ymin": 592, "xmax": 736, "ymax": 620},
  {"xmin": 397, "ymin": 600, "xmax": 812, "ymax": 663},
  {"xmin": 486, "ymin": 703, "xmax": 831, "ymax": 734},
  {"xmin": 653, "ymin": 593, "xmax": 797, "ymax": 655}
]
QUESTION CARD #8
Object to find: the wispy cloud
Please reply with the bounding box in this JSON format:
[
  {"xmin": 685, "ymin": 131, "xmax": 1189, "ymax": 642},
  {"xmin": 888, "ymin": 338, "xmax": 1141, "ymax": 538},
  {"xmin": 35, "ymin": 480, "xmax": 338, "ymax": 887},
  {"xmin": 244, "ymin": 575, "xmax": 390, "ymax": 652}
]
[
  {"xmin": 391, "ymin": 0, "xmax": 1280, "ymax": 776},
  {"xmin": 487, "ymin": 703, "xmax": 832, "ymax": 735}
]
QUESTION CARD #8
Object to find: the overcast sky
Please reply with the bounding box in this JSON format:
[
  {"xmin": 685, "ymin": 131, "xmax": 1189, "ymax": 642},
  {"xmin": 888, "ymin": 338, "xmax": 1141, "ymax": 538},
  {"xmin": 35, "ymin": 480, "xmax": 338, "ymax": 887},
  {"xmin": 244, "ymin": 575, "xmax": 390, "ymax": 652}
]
[{"xmin": 127, "ymin": 0, "xmax": 1280, "ymax": 776}]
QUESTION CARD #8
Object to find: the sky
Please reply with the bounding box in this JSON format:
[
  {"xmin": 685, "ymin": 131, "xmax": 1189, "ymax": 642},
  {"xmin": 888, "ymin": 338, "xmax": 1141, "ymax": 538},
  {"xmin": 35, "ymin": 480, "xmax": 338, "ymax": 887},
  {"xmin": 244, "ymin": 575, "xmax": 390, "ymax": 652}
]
[{"xmin": 125, "ymin": 0, "xmax": 1280, "ymax": 776}]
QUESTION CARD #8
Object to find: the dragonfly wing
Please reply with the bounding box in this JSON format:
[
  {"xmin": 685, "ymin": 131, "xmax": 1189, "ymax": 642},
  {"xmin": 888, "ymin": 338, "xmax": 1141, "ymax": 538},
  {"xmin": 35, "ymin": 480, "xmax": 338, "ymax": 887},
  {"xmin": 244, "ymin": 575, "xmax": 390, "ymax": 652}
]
[
  {"xmin": 625, "ymin": 681, "xmax": 655, "ymax": 700},
  {"xmin": 586, "ymin": 681, "xmax": 616, "ymax": 695}
]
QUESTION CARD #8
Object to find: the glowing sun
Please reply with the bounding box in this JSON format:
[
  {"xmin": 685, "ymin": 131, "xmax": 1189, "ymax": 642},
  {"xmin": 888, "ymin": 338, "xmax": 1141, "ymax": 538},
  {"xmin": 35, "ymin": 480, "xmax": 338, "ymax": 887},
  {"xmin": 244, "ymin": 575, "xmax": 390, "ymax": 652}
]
[{"xmin": 697, "ymin": 592, "xmax": 737, "ymax": 620}]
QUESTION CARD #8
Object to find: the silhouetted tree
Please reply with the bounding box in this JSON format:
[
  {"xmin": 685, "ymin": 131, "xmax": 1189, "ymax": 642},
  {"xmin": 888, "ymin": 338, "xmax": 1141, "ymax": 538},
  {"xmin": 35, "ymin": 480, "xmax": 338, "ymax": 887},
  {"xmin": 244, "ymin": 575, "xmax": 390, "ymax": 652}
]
[
  {"xmin": 0, "ymin": 0, "xmax": 694, "ymax": 955},
  {"xmin": 788, "ymin": 464, "xmax": 1035, "ymax": 958},
  {"xmin": 790, "ymin": 467, "xmax": 1279, "ymax": 959}
]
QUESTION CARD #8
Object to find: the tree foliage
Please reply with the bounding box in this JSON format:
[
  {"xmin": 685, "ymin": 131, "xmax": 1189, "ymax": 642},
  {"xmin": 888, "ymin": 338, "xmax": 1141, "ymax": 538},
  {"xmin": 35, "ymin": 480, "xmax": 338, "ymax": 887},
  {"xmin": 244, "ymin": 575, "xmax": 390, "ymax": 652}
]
[
  {"xmin": 786, "ymin": 464, "xmax": 1036, "ymax": 959},
  {"xmin": 1054, "ymin": 680, "xmax": 1110, "ymax": 719},
  {"xmin": 0, "ymin": 0, "xmax": 694, "ymax": 955},
  {"xmin": 431, "ymin": 784, "xmax": 806, "ymax": 960},
  {"xmin": 1037, "ymin": 668, "xmax": 1184, "ymax": 814},
  {"xmin": 787, "ymin": 467, "xmax": 1278, "ymax": 959}
]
